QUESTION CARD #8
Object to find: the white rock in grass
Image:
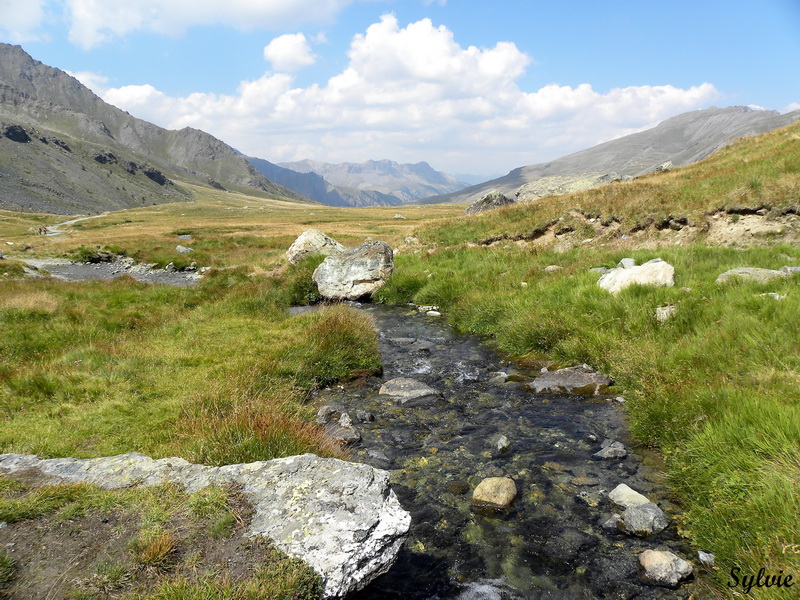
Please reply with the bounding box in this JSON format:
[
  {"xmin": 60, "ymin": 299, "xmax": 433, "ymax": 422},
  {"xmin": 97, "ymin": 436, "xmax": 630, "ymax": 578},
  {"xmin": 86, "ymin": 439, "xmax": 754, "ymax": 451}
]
[
  {"xmin": 286, "ymin": 229, "xmax": 346, "ymax": 265},
  {"xmin": 598, "ymin": 258, "xmax": 675, "ymax": 294}
]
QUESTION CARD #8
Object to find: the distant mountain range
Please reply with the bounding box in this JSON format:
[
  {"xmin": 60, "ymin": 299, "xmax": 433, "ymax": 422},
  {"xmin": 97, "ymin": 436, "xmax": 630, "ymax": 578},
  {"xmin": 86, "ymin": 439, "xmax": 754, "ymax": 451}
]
[
  {"xmin": 255, "ymin": 158, "xmax": 470, "ymax": 207},
  {"xmin": 0, "ymin": 43, "xmax": 307, "ymax": 214},
  {"xmin": 424, "ymin": 106, "xmax": 800, "ymax": 205}
]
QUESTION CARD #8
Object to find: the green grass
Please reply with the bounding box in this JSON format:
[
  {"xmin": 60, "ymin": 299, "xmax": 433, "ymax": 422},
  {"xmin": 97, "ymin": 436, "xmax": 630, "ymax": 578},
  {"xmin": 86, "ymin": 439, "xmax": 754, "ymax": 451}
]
[
  {"xmin": 376, "ymin": 242, "xmax": 800, "ymax": 590},
  {"xmin": 0, "ymin": 264, "xmax": 380, "ymax": 463}
]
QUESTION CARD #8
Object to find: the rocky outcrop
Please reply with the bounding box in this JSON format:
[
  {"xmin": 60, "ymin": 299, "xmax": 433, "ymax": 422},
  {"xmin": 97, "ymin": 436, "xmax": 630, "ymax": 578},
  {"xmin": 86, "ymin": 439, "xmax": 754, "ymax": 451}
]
[
  {"xmin": 597, "ymin": 258, "xmax": 675, "ymax": 294},
  {"xmin": 515, "ymin": 172, "xmax": 619, "ymax": 203},
  {"xmin": 715, "ymin": 267, "xmax": 790, "ymax": 285},
  {"xmin": 286, "ymin": 229, "xmax": 346, "ymax": 265},
  {"xmin": 463, "ymin": 190, "xmax": 515, "ymax": 215},
  {"xmin": 530, "ymin": 364, "xmax": 613, "ymax": 395},
  {"xmin": 313, "ymin": 240, "xmax": 394, "ymax": 300},
  {"xmin": 0, "ymin": 452, "xmax": 411, "ymax": 599}
]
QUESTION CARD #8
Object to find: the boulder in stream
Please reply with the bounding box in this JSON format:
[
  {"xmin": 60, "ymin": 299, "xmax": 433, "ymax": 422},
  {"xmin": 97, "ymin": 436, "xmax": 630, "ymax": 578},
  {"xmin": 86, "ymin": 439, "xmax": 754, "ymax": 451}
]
[
  {"xmin": 638, "ymin": 549, "xmax": 693, "ymax": 587},
  {"xmin": 379, "ymin": 377, "xmax": 440, "ymax": 404},
  {"xmin": 618, "ymin": 502, "xmax": 669, "ymax": 537},
  {"xmin": 0, "ymin": 452, "xmax": 411, "ymax": 598},
  {"xmin": 472, "ymin": 477, "xmax": 517, "ymax": 508},
  {"xmin": 313, "ymin": 241, "xmax": 394, "ymax": 300}
]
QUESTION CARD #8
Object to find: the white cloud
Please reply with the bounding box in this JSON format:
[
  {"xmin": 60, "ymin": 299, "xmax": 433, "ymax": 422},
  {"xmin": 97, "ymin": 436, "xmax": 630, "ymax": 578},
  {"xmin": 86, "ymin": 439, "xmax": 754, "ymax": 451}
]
[
  {"xmin": 783, "ymin": 102, "xmax": 800, "ymax": 114},
  {"xmin": 100, "ymin": 14, "xmax": 720, "ymax": 174},
  {"xmin": 0, "ymin": 0, "xmax": 46, "ymax": 42},
  {"xmin": 263, "ymin": 33, "xmax": 316, "ymax": 72},
  {"xmin": 63, "ymin": 0, "xmax": 355, "ymax": 49}
]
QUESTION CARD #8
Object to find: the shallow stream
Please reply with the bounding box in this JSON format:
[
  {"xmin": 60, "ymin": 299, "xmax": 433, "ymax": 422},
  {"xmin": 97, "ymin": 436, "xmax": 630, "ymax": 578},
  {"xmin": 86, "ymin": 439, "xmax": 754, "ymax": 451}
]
[{"xmin": 315, "ymin": 304, "xmax": 696, "ymax": 599}]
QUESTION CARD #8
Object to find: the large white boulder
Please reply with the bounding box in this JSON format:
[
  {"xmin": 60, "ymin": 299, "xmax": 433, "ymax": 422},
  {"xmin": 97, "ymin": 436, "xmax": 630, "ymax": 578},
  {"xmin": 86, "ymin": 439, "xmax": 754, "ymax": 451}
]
[
  {"xmin": 313, "ymin": 240, "xmax": 394, "ymax": 300},
  {"xmin": 0, "ymin": 452, "xmax": 411, "ymax": 599},
  {"xmin": 286, "ymin": 229, "xmax": 346, "ymax": 265},
  {"xmin": 597, "ymin": 258, "xmax": 675, "ymax": 294}
]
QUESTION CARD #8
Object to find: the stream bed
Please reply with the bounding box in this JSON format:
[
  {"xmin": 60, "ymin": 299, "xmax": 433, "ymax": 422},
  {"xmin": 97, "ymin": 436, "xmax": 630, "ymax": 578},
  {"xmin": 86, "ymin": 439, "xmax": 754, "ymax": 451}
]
[{"xmin": 314, "ymin": 304, "xmax": 698, "ymax": 599}]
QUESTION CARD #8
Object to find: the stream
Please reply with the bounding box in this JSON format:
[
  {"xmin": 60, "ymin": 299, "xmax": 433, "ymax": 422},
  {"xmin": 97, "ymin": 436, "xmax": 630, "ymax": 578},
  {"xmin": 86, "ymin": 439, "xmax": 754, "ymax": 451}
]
[{"xmin": 313, "ymin": 304, "xmax": 696, "ymax": 600}]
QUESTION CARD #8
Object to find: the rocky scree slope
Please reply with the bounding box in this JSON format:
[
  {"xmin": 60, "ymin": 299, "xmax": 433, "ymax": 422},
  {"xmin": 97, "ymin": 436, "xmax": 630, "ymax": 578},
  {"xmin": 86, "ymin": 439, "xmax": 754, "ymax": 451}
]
[
  {"xmin": 425, "ymin": 106, "xmax": 800, "ymax": 205},
  {"xmin": 0, "ymin": 43, "xmax": 308, "ymax": 213}
]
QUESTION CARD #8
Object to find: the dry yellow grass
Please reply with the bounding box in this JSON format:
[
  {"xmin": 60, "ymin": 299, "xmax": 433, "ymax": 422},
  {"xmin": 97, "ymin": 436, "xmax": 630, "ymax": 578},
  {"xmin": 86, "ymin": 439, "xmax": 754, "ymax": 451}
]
[{"xmin": 0, "ymin": 290, "xmax": 61, "ymax": 312}]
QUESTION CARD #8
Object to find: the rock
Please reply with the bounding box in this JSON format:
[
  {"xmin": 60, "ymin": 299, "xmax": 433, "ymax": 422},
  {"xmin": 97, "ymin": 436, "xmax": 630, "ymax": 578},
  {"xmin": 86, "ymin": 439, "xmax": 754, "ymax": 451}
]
[
  {"xmin": 618, "ymin": 502, "xmax": 669, "ymax": 537},
  {"xmin": 379, "ymin": 377, "xmax": 439, "ymax": 404},
  {"xmin": 698, "ymin": 550, "xmax": 716, "ymax": 567},
  {"xmin": 639, "ymin": 550, "xmax": 692, "ymax": 587},
  {"xmin": 530, "ymin": 364, "xmax": 613, "ymax": 395},
  {"xmin": 488, "ymin": 372, "xmax": 509, "ymax": 385},
  {"xmin": 594, "ymin": 440, "xmax": 628, "ymax": 459},
  {"xmin": 403, "ymin": 236, "xmax": 420, "ymax": 245},
  {"xmin": 416, "ymin": 305, "xmax": 439, "ymax": 313},
  {"xmin": 617, "ymin": 258, "xmax": 636, "ymax": 269},
  {"xmin": 781, "ymin": 266, "xmax": 800, "ymax": 274},
  {"xmin": 598, "ymin": 258, "xmax": 675, "ymax": 294},
  {"xmin": 472, "ymin": 477, "xmax": 517, "ymax": 508},
  {"xmin": 316, "ymin": 405, "xmax": 341, "ymax": 424},
  {"xmin": 393, "ymin": 214, "xmax": 407, "ymax": 220},
  {"xmin": 655, "ymin": 305, "xmax": 677, "ymax": 323},
  {"xmin": 0, "ymin": 452, "xmax": 410, "ymax": 598},
  {"xmin": 426, "ymin": 311, "xmax": 441, "ymax": 317},
  {"xmin": 285, "ymin": 229, "xmax": 346, "ymax": 266},
  {"xmin": 176, "ymin": 245, "xmax": 194, "ymax": 255},
  {"xmin": 338, "ymin": 413, "xmax": 353, "ymax": 427},
  {"xmin": 654, "ymin": 161, "xmax": 674, "ymax": 173},
  {"xmin": 600, "ymin": 514, "xmax": 622, "ymax": 532},
  {"xmin": 356, "ymin": 411, "xmax": 375, "ymax": 423},
  {"xmin": 326, "ymin": 424, "xmax": 362, "ymax": 445},
  {"xmin": 463, "ymin": 190, "xmax": 515, "ymax": 215},
  {"xmin": 313, "ymin": 241, "xmax": 394, "ymax": 301},
  {"xmin": 93, "ymin": 151, "xmax": 117, "ymax": 164},
  {"xmin": 608, "ymin": 483, "xmax": 650, "ymax": 509},
  {"xmin": 495, "ymin": 435, "xmax": 511, "ymax": 453},
  {"xmin": 3, "ymin": 124, "xmax": 31, "ymax": 143},
  {"xmin": 590, "ymin": 267, "xmax": 611, "ymax": 275},
  {"xmin": 544, "ymin": 265, "xmax": 563, "ymax": 273},
  {"xmin": 142, "ymin": 166, "xmax": 169, "ymax": 186},
  {"xmin": 758, "ymin": 292, "xmax": 786, "ymax": 301},
  {"xmin": 716, "ymin": 267, "xmax": 789, "ymax": 285}
]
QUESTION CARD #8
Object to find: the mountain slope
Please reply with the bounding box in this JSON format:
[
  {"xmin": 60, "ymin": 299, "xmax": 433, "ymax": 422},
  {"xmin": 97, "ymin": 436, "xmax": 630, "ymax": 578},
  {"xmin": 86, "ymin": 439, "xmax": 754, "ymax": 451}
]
[
  {"xmin": 0, "ymin": 43, "xmax": 309, "ymax": 214},
  {"xmin": 277, "ymin": 158, "xmax": 468, "ymax": 204},
  {"xmin": 425, "ymin": 106, "xmax": 800, "ymax": 204},
  {"xmin": 247, "ymin": 157, "xmax": 402, "ymax": 207}
]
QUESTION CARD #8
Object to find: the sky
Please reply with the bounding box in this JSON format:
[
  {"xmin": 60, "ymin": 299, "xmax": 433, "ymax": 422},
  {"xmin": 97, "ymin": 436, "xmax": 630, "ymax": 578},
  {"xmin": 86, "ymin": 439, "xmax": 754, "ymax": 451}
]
[{"xmin": 2, "ymin": 0, "xmax": 799, "ymax": 178}]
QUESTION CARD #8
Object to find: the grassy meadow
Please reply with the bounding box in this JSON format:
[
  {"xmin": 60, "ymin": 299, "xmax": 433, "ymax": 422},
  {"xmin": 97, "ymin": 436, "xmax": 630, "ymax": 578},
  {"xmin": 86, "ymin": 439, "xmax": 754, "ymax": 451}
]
[{"xmin": 1, "ymin": 120, "xmax": 799, "ymax": 596}]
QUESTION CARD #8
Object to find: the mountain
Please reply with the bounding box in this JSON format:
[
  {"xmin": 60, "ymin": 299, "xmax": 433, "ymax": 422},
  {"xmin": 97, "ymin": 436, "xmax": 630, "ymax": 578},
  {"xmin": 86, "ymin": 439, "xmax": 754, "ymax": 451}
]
[
  {"xmin": 0, "ymin": 43, "xmax": 308, "ymax": 214},
  {"xmin": 276, "ymin": 158, "xmax": 469, "ymax": 205},
  {"xmin": 247, "ymin": 157, "xmax": 402, "ymax": 207},
  {"xmin": 424, "ymin": 106, "xmax": 800, "ymax": 204}
]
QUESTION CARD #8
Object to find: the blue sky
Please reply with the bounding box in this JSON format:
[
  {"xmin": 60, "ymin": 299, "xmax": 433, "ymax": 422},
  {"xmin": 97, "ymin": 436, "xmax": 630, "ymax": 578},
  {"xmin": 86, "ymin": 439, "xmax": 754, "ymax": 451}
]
[{"xmin": 2, "ymin": 0, "xmax": 799, "ymax": 176}]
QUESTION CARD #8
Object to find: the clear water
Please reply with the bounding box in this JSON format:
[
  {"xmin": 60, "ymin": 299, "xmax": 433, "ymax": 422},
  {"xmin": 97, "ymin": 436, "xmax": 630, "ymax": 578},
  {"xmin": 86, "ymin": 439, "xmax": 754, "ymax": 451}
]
[{"xmin": 316, "ymin": 305, "xmax": 696, "ymax": 599}]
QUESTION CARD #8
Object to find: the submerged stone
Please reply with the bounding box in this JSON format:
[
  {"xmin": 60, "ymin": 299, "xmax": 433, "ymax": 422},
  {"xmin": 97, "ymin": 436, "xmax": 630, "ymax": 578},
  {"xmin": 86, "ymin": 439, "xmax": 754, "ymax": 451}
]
[
  {"xmin": 379, "ymin": 377, "xmax": 439, "ymax": 404},
  {"xmin": 472, "ymin": 477, "xmax": 517, "ymax": 508}
]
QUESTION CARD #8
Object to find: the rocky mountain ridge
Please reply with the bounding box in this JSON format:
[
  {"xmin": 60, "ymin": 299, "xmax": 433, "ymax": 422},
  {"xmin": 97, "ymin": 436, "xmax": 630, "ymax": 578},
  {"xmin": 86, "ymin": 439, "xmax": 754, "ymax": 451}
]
[
  {"xmin": 425, "ymin": 106, "xmax": 800, "ymax": 205},
  {"xmin": 276, "ymin": 158, "xmax": 469, "ymax": 205},
  {"xmin": 0, "ymin": 43, "xmax": 307, "ymax": 214}
]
